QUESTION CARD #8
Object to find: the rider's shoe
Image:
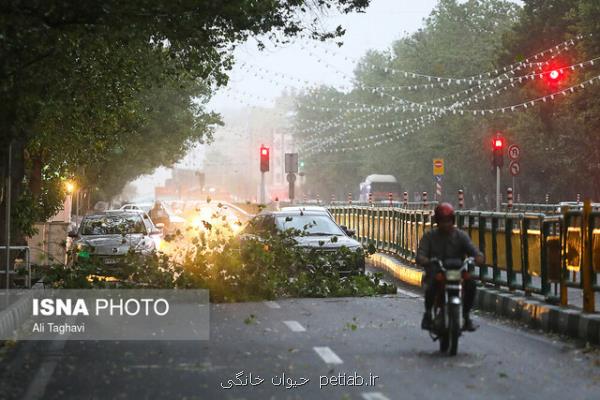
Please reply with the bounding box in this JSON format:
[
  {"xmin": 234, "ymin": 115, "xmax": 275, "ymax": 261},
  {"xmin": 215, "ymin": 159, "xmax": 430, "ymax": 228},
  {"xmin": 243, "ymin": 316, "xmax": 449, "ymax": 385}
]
[
  {"xmin": 463, "ymin": 315, "xmax": 478, "ymax": 332},
  {"xmin": 421, "ymin": 312, "xmax": 432, "ymax": 330}
]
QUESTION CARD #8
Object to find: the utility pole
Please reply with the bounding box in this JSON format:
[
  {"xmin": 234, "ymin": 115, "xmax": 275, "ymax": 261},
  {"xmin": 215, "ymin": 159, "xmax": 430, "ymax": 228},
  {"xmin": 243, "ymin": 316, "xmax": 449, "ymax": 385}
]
[
  {"xmin": 4, "ymin": 140, "xmax": 12, "ymax": 290},
  {"xmin": 492, "ymin": 133, "xmax": 505, "ymax": 212},
  {"xmin": 260, "ymin": 172, "xmax": 265, "ymax": 204},
  {"xmin": 496, "ymin": 164, "xmax": 500, "ymax": 211},
  {"xmin": 259, "ymin": 145, "xmax": 269, "ymax": 204}
]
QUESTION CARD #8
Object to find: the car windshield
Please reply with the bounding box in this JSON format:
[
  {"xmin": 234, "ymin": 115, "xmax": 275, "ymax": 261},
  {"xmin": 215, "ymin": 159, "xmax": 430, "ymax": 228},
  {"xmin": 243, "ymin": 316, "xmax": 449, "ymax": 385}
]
[
  {"xmin": 137, "ymin": 204, "xmax": 152, "ymax": 213},
  {"xmin": 370, "ymin": 182, "xmax": 399, "ymax": 192},
  {"xmin": 275, "ymin": 215, "xmax": 344, "ymax": 236},
  {"xmin": 81, "ymin": 214, "xmax": 146, "ymax": 235}
]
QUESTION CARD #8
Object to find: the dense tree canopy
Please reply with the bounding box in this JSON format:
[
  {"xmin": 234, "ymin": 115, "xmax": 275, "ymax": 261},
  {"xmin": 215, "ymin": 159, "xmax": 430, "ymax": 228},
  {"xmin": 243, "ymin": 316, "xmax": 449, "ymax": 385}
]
[
  {"xmin": 0, "ymin": 0, "xmax": 371, "ymax": 240},
  {"xmin": 293, "ymin": 0, "xmax": 600, "ymax": 207}
]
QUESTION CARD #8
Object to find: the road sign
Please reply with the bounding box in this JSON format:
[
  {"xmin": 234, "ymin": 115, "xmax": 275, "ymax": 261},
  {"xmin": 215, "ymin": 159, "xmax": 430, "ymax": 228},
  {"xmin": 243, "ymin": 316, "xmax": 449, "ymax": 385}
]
[
  {"xmin": 509, "ymin": 160, "xmax": 520, "ymax": 176},
  {"xmin": 433, "ymin": 158, "xmax": 444, "ymax": 176},
  {"xmin": 286, "ymin": 173, "xmax": 296, "ymax": 184},
  {"xmin": 285, "ymin": 153, "xmax": 298, "ymax": 173},
  {"xmin": 508, "ymin": 144, "xmax": 520, "ymax": 160}
]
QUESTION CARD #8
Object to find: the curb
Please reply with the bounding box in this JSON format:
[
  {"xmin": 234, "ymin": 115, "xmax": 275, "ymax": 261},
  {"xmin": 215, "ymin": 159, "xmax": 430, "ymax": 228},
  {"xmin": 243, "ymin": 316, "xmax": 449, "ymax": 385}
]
[
  {"xmin": 0, "ymin": 281, "xmax": 44, "ymax": 341},
  {"xmin": 370, "ymin": 252, "xmax": 600, "ymax": 345}
]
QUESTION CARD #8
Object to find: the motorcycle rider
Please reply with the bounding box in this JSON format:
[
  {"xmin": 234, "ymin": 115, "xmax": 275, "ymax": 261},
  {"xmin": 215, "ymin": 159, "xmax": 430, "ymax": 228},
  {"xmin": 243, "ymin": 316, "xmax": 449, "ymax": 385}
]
[
  {"xmin": 149, "ymin": 200, "xmax": 170, "ymax": 231},
  {"xmin": 416, "ymin": 202, "xmax": 484, "ymax": 332}
]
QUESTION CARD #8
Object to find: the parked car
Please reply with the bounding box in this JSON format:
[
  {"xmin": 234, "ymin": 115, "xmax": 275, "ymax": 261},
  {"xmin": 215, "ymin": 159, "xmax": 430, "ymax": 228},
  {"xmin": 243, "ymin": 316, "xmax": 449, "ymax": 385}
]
[
  {"xmin": 241, "ymin": 210, "xmax": 365, "ymax": 275},
  {"xmin": 68, "ymin": 210, "xmax": 162, "ymax": 268},
  {"xmin": 120, "ymin": 201, "xmax": 186, "ymax": 233}
]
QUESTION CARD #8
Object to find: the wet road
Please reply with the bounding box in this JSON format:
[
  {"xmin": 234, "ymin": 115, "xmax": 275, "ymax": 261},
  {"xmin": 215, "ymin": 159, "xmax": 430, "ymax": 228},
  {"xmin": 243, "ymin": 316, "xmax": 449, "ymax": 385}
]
[{"xmin": 1, "ymin": 282, "xmax": 599, "ymax": 400}]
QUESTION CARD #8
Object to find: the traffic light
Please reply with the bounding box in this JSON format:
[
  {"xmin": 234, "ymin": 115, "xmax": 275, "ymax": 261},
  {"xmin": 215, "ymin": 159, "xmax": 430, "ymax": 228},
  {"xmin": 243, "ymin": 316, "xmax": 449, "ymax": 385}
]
[
  {"xmin": 299, "ymin": 160, "xmax": 305, "ymax": 171},
  {"xmin": 492, "ymin": 135, "xmax": 504, "ymax": 168},
  {"xmin": 260, "ymin": 146, "xmax": 269, "ymax": 172},
  {"xmin": 542, "ymin": 64, "xmax": 566, "ymax": 87}
]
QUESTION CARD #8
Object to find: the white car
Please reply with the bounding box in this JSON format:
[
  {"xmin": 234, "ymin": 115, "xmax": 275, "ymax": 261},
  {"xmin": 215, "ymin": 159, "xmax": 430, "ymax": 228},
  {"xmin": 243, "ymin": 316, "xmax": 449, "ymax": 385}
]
[
  {"xmin": 280, "ymin": 206, "xmax": 334, "ymax": 219},
  {"xmin": 279, "ymin": 206, "xmax": 356, "ymax": 237},
  {"xmin": 120, "ymin": 202, "xmax": 186, "ymax": 231}
]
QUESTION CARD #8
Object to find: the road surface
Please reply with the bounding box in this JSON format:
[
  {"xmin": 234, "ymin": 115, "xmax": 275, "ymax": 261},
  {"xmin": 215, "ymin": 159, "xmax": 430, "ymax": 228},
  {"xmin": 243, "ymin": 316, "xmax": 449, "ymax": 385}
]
[{"xmin": 0, "ymin": 279, "xmax": 599, "ymax": 399}]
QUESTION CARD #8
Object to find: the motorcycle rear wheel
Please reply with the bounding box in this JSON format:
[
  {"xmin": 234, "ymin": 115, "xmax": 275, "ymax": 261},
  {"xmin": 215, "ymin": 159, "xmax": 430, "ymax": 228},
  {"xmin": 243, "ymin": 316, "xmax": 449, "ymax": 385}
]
[{"xmin": 439, "ymin": 334, "xmax": 449, "ymax": 352}]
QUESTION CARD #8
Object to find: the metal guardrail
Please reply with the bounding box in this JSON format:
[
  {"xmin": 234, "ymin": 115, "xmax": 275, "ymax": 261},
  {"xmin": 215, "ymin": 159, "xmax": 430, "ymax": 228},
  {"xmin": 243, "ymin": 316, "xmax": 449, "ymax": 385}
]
[
  {"xmin": 501, "ymin": 202, "xmax": 600, "ymax": 214},
  {"xmin": 328, "ymin": 205, "xmax": 598, "ymax": 311},
  {"xmin": 0, "ymin": 246, "xmax": 32, "ymax": 288},
  {"xmin": 327, "ymin": 201, "xmax": 440, "ymax": 209}
]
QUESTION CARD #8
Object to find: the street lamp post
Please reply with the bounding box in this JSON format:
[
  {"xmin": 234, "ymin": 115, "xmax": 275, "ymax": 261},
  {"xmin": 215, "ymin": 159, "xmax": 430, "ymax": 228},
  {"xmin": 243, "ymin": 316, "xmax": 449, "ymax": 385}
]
[{"xmin": 65, "ymin": 180, "xmax": 77, "ymax": 222}]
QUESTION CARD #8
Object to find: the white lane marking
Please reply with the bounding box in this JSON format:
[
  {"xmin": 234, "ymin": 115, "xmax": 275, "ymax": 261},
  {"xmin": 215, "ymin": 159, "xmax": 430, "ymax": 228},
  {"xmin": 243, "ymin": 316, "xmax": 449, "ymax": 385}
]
[
  {"xmin": 396, "ymin": 287, "xmax": 420, "ymax": 298},
  {"xmin": 22, "ymin": 331, "xmax": 69, "ymax": 400},
  {"xmin": 362, "ymin": 392, "xmax": 390, "ymax": 400},
  {"xmin": 264, "ymin": 301, "xmax": 281, "ymax": 309},
  {"xmin": 313, "ymin": 346, "xmax": 343, "ymax": 364},
  {"xmin": 283, "ymin": 320, "xmax": 306, "ymax": 332},
  {"xmin": 22, "ymin": 360, "xmax": 59, "ymax": 400}
]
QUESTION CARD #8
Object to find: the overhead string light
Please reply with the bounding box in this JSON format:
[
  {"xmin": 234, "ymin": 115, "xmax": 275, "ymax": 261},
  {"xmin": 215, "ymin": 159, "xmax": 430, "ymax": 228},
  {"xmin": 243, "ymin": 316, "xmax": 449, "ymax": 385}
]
[
  {"xmin": 309, "ymin": 34, "xmax": 589, "ymax": 84},
  {"xmin": 299, "ymin": 114, "xmax": 437, "ymax": 149},
  {"xmin": 303, "ymin": 42, "xmax": 600, "ymax": 109},
  {"xmin": 301, "ymin": 119, "xmax": 433, "ymax": 155},
  {"xmin": 239, "ymin": 48, "xmax": 592, "ymax": 115},
  {"xmin": 304, "ymin": 119, "xmax": 434, "ymax": 155},
  {"xmin": 223, "ymin": 36, "xmax": 597, "ymax": 154},
  {"xmin": 218, "ymin": 86, "xmax": 410, "ymax": 135},
  {"xmin": 299, "ymin": 71, "xmax": 600, "ymax": 153}
]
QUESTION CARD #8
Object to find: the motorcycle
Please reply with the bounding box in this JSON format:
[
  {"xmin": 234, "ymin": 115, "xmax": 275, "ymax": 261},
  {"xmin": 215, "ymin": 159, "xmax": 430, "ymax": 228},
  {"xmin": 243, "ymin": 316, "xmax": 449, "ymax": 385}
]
[{"xmin": 427, "ymin": 257, "xmax": 475, "ymax": 356}]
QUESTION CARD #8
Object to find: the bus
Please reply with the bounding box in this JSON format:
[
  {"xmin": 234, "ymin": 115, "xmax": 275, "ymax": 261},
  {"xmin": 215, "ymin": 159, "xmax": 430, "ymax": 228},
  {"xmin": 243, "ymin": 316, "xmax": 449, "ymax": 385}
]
[{"xmin": 359, "ymin": 174, "xmax": 401, "ymax": 202}]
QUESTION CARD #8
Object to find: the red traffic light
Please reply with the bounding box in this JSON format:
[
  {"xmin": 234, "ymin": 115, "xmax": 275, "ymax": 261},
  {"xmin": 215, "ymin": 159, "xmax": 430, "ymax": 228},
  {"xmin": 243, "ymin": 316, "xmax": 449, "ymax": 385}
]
[
  {"xmin": 493, "ymin": 137, "xmax": 504, "ymax": 150},
  {"xmin": 491, "ymin": 134, "xmax": 504, "ymax": 168},
  {"xmin": 542, "ymin": 62, "xmax": 566, "ymax": 86},
  {"xmin": 260, "ymin": 146, "xmax": 269, "ymax": 172}
]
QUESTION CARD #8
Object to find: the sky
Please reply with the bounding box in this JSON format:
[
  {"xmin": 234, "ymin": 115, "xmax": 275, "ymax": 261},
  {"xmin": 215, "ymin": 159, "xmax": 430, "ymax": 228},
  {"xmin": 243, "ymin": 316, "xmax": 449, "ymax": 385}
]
[{"xmin": 131, "ymin": 0, "xmax": 439, "ymax": 199}]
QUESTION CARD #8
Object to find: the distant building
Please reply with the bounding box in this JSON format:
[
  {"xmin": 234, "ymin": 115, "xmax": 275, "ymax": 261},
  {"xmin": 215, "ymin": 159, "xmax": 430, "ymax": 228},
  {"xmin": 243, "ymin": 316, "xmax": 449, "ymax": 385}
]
[
  {"xmin": 203, "ymin": 102, "xmax": 296, "ymax": 203},
  {"xmin": 155, "ymin": 168, "xmax": 205, "ymax": 200}
]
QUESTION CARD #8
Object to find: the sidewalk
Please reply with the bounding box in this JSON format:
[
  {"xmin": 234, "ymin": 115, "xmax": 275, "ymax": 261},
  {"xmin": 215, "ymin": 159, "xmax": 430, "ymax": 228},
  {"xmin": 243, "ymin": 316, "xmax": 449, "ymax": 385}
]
[{"xmin": 369, "ymin": 252, "xmax": 600, "ymax": 345}]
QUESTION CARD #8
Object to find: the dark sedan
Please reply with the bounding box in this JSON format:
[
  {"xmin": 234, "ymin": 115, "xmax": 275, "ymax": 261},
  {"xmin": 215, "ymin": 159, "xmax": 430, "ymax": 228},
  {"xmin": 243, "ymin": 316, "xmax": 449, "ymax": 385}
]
[{"xmin": 241, "ymin": 210, "xmax": 365, "ymax": 275}]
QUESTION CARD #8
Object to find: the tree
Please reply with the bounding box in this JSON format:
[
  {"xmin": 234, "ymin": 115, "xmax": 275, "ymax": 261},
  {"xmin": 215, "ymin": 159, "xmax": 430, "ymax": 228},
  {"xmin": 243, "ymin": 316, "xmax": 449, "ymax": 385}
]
[
  {"xmin": 0, "ymin": 0, "xmax": 372, "ymax": 245},
  {"xmin": 294, "ymin": 0, "xmax": 519, "ymax": 207}
]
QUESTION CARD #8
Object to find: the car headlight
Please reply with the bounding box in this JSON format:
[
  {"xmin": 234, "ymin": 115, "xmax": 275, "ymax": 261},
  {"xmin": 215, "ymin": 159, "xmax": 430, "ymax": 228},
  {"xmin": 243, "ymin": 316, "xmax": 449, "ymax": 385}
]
[{"xmin": 347, "ymin": 245, "xmax": 363, "ymax": 252}]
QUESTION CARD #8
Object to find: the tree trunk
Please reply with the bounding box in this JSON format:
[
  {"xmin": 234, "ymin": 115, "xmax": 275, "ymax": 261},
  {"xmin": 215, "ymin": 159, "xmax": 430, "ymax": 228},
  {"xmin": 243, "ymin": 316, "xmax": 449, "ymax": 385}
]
[
  {"xmin": 0, "ymin": 135, "xmax": 26, "ymax": 288},
  {"xmin": 28, "ymin": 151, "xmax": 43, "ymax": 199}
]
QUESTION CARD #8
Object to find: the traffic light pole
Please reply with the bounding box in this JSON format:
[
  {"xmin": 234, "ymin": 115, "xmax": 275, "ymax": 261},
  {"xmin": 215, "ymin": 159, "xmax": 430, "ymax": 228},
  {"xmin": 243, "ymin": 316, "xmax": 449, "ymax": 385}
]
[
  {"xmin": 496, "ymin": 165, "xmax": 500, "ymax": 211},
  {"xmin": 260, "ymin": 172, "xmax": 265, "ymax": 205}
]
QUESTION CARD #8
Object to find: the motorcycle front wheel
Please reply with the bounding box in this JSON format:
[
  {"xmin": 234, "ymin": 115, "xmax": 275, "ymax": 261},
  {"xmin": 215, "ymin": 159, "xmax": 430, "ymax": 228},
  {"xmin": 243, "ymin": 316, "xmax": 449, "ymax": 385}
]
[
  {"xmin": 448, "ymin": 303, "xmax": 461, "ymax": 356},
  {"xmin": 436, "ymin": 309, "xmax": 449, "ymax": 353}
]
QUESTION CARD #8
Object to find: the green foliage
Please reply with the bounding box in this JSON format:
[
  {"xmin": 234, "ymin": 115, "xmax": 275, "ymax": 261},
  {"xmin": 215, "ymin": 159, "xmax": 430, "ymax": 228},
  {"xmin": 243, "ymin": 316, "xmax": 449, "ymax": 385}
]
[
  {"xmin": 496, "ymin": 0, "xmax": 600, "ymax": 200},
  {"xmin": 0, "ymin": 0, "xmax": 372, "ymax": 238},
  {"xmin": 294, "ymin": 0, "xmax": 600, "ymax": 206},
  {"xmin": 294, "ymin": 0, "xmax": 520, "ymax": 206},
  {"xmin": 42, "ymin": 212, "xmax": 395, "ymax": 302}
]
